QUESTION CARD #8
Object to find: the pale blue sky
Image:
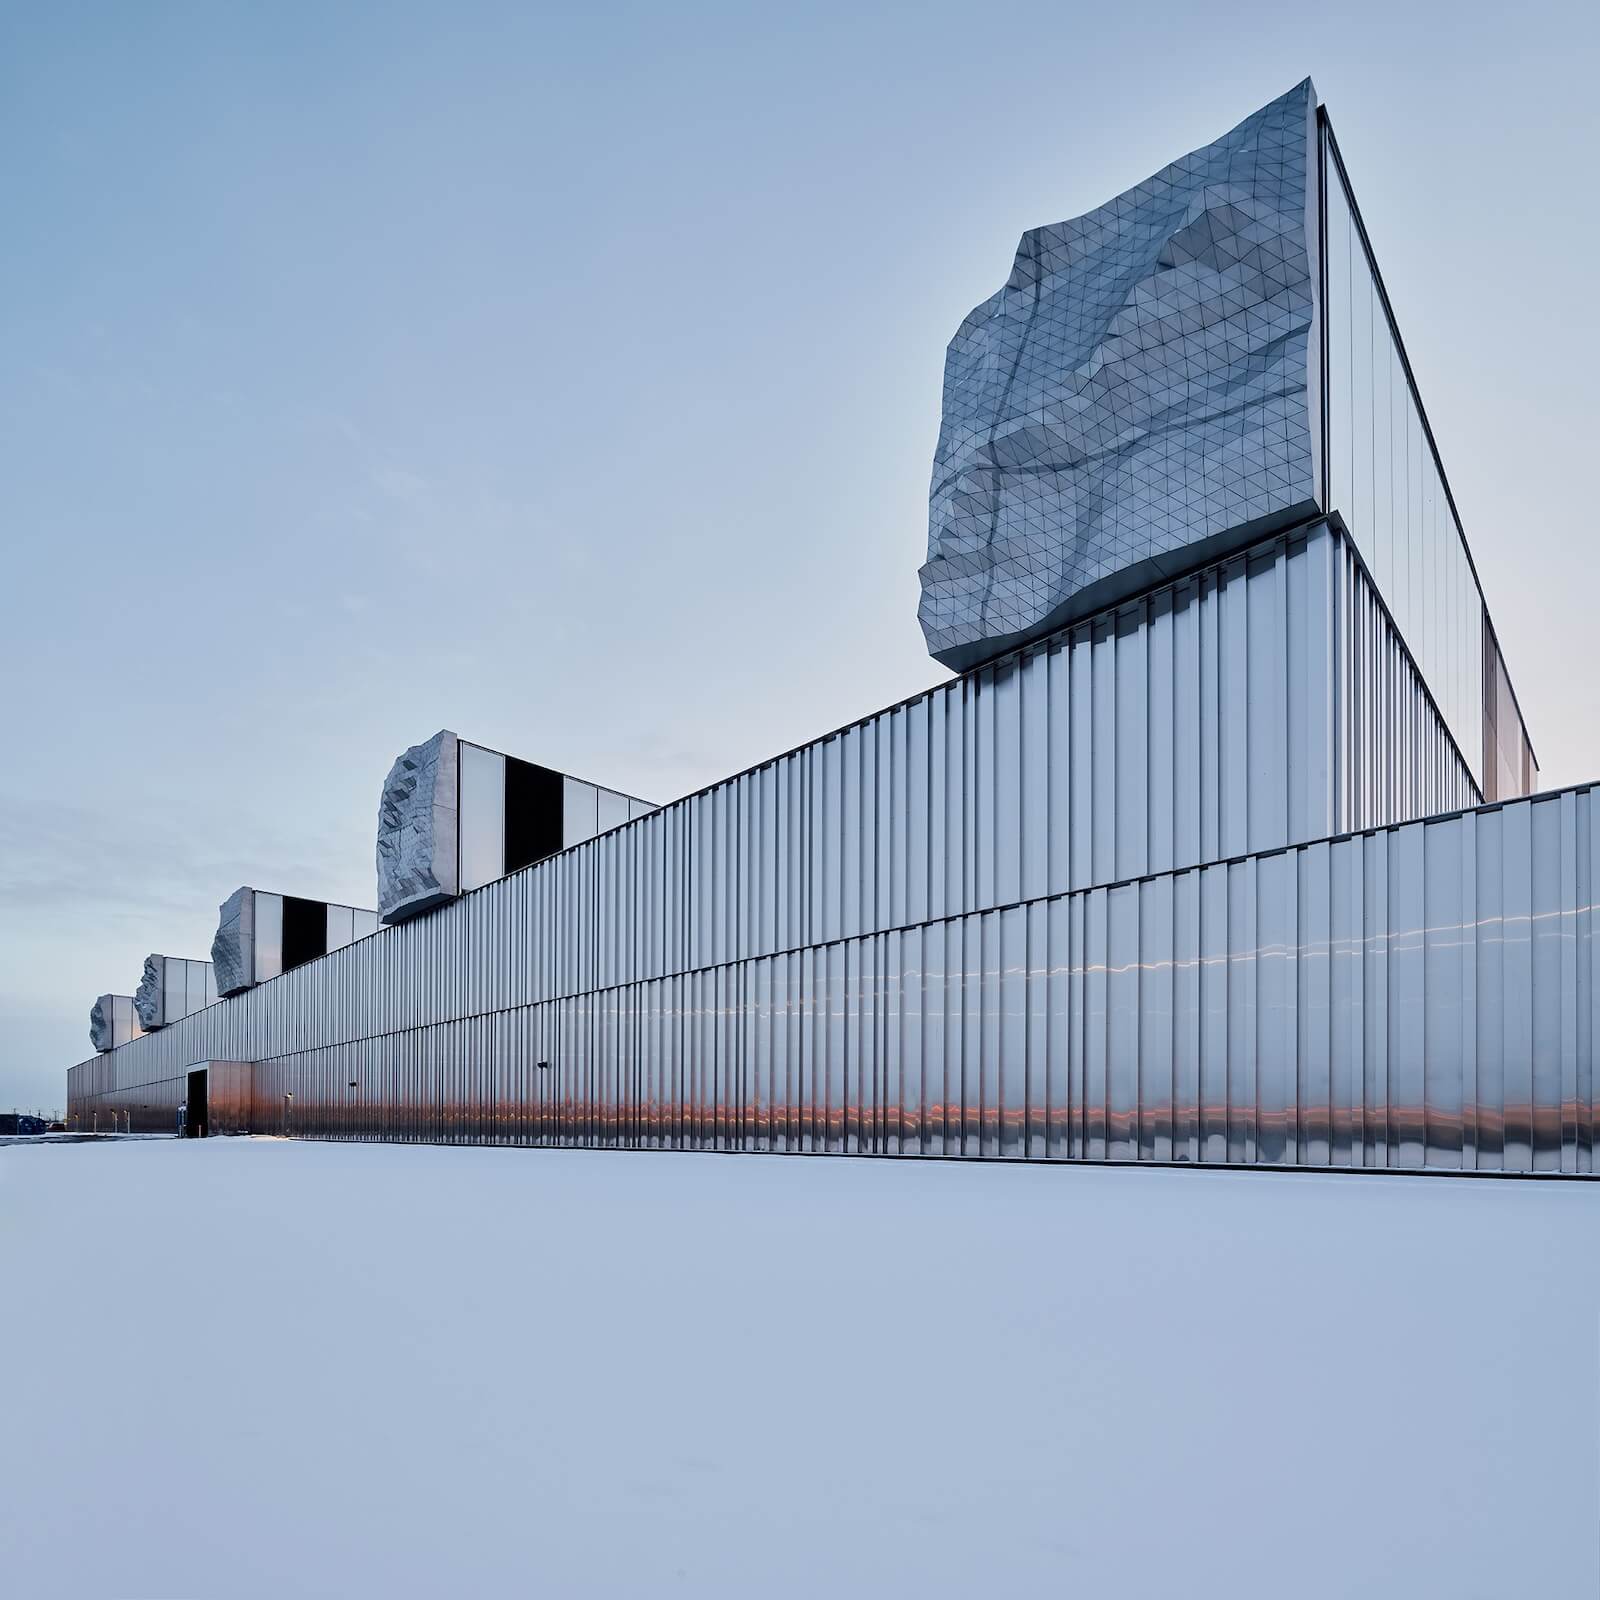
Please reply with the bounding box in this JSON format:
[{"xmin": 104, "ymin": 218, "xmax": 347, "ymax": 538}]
[{"xmin": 3, "ymin": 1, "xmax": 1597, "ymax": 1111}]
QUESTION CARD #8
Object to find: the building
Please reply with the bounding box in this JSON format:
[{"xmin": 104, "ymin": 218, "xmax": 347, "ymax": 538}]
[
  {"xmin": 377, "ymin": 731, "xmax": 656, "ymax": 924},
  {"xmin": 69, "ymin": 82, "xmax": 1596, "ymax": 1175},
  {"xmin": 133, "ymin": 954, "xmax": 218, "ymax": 1031},
  {"xmin": 86, "ymin": 994, "xmax": 142, "ymax": 1054},
  {"xmin": 210, "ymin": 887, "xmax": 379, "ymax": 996}
]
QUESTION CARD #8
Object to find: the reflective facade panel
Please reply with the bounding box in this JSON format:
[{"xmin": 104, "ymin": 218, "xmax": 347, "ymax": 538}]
[
  {"xmin": 921, "ymin": 80, "xmax": 1322, "ymax": 672},
  {"xmin": 325, "ymin": 904, "xmax": 356, "ymax": 953},
  {"xmin": 203, "ymin": 1060, "xmax": 254, "ymax": 1136},
  {"xmin": 1481, "ymin": 624, "xmax": 1537, "ymax": 803},
  {"xmin": 254, "ymin": 891, "xmax": 284, "ymax": 983},
  {"xmin": 69, "ymin": 785, "xmax": 1600, "ymax": 1174},
  {"xmin": 562, "ymin": 776, "xmax": 600, "ymax": 849},
  {"xmin": 458, "ymin": 741, "xmax": 507, "ymax": 892},
  {"xmin": 1321, "ymin": 127, "xmax": 1534, "ymax": 794}
]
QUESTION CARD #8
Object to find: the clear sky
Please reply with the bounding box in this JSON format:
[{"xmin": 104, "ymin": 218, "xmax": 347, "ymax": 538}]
[{"xmin": 2, "ymin": 1, "xmax": 1596, "ymax": 1113}]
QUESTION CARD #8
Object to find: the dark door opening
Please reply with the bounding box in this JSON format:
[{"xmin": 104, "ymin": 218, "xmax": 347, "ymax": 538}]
[{"xmin": 185, "ymin": 1068, "xmax": 208, "ymax": 1138}]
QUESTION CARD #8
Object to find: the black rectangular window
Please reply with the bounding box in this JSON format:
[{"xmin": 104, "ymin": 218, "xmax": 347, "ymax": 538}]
[
  {"xmin": 282, "ymin": 895, "xmax": 329, "ymax": 973},
  {"xmin": 504, "ymin": 758, "xmax": 564, "ymax": 873}
]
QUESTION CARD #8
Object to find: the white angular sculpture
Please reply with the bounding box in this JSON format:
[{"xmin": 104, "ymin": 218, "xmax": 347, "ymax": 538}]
[
  {"xmin": 88, "ymin": 993, "xmax": 141, "ymax": 1053},
  {"xmin": 376, "ymin": 730, "xmax": 460, "ymax": 924},
  {"xmin": 920, "ymin": 80, "xmax": 1322, "ymax": 670},
  {"xmin": 134, "ymin": 954, "xmax": 218, "ymax": 1030},
  {"xmin": 211, "ymin": 887, "xmax": 255, "ymax": 998}
]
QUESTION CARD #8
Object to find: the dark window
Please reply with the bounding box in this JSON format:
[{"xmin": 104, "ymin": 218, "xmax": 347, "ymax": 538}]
[
  {"xmin": 504, "ymin": 759, "xmax": 564, "ymax": 872},
  {"xmin": 282, "ymin": 895, "xmax": 329, "ymax": 972}
]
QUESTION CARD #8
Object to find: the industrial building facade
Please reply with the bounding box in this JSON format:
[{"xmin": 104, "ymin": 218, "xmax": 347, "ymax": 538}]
[{"xmin": 70, "ymin": 81, "xmax": 1585, "ymax": 1174}]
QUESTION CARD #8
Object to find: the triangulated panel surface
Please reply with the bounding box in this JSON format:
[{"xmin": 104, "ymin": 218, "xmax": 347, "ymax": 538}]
[
  {"xmin": 88, "ymin": 995, "xmax": 113, "ymax": 1054},
  {"xmin": 211, "ymin": 887, "xmax": 255, "ymax": 998},
  {"xmin": 920, "ymin": 79, "xmax": 1321, "ymax": 671},
  {"xmin": 134, "ymin": 955, "xmax": 164, "ymax": 1031},
  {"xmin": 376, "ymin": 730, "xmax": 460, "ymax": 924}
]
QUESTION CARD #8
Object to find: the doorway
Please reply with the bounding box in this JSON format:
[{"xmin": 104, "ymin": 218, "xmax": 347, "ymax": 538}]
[{"xmin": 185, "ymin": 1068, "xmax": 208, "ymax": 1138}]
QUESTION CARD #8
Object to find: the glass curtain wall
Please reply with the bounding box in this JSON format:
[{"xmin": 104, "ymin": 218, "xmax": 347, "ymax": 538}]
[
  {"xmin": 1322, "ymin": 121, "xmax": 1536, "ymax": 800},
  {"xmin": 1483, "ymin": 628, "xmax": 1537, "ymax": 802}
]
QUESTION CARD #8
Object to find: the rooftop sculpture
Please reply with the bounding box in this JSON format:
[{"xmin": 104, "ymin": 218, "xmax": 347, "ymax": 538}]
[{"xmin": 919, "ymin": 79, "xmax": 1322, "ymax": 670}]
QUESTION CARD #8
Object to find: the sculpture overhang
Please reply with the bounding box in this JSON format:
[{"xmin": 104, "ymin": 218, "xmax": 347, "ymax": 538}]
[
  {"xmin": 919, "ymin": 78, "xmax": 1323, "ymax": 671},
  {"xmin": 376, "ymin": 730, "xmax": 461, "ymax": 925}
]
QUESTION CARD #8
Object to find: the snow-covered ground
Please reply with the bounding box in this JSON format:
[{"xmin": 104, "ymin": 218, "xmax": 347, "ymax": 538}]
[{"xmin": 2, "ymin": 1139, "xmax": 1596, "ymax": 1597}]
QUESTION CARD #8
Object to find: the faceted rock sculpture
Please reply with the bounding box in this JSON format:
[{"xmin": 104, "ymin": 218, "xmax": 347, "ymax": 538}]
[
  {"xmin": 211, "ymin": 886, "xmax": 255, "ymax": 998},
  {"xmin": 87, "ymin": 993, "xmax": 140, "ymax": 1052},
  {"xmin": 133, "ymin": 953, "xmax": 216, "ymax": 1028},
  {"xmin": 920, "ymin": 79, "xmax": 1322, "ymax": 671},
  {"xmin": 134, "ymin": 955, "xmax": 163, "ymax": 1031},
  {"xmin": 88, "ymin": 995, "xmax": 113, "ymax": 1053},
  {"xmin": 376, "ymin": 729, "xmax": 460, "ymax": 924}
]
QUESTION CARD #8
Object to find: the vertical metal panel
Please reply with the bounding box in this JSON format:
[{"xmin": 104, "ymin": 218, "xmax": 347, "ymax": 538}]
[
  {"xmin": 1299, "ymin": 842, "xmax": 1332, "ymax": 1165},
  {"xmin": 1113, "ymin": 608, "xmax": 1147, "ymax": 882},
  {"xmin": 459, "ymin": 743, "xmax": 507, "ymax": 892},
  {"xmin": 326, "ymin": 905, "xmax": 355, "ymax": 953},
  {"xmin": 1046, "ymin": 895, "xmax": 1071, "ymax": 1159},
  {"xmin": 1424, "ymin": 818, "xmax": 1465, "ymax": 1167},
  {"xmin": 1171, "ymin": 869, "xmax": 1200, "ymax": 1162},
  {"xmin": 1138, "ymin": 876, "xmax": 1173, "ymax": 1161},
  {"xmin": 1256, "ymin": 849, "xmax": 1296, "ymax": 1164},
  {"xmin": 563, "ymin": 777, "xmax": 599, "ymax": 849},
  {"xmin": 1389, "ymin": 820, "xmax": 1426, "ymax": 1166},
  {"xmin": 1362, "ymin": 833, "xmax": 1390, "ymax": 1166},
  {"xmin": 255, "ymin": 892, "xmax": 283, "ymax": 984},
  {"xmin": 1198, "ymin": 864, "xmax": 1228, "ymax": 1163},
  {"xmin": 1226, "ymin": 859, "xmax": 1257, "ymax": 1163},
  {"xmin": 1147, "ymin": 589, "xmax": 1176, "ymax": 879}
]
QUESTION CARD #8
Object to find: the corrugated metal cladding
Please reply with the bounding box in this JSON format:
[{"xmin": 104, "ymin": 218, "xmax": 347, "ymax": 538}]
[
  {"xmin": 66, "ymin": 1053, "xmax": 178, "ymax": 1133},
  {"xmin": 1332, "ymin": 526, "xmax": 1478, "ymax": 833},
  {"xmin": 69, "ymin": 518, "xmax": 1501, "ymax": 1166},
  {"xmin": 206, "ymin": 1062, "xmax": 253, "ymax": 1136},
  {"xmin": 72, "ymin": 784, "xmax": 1599, "ymax": 1173},
  {"xmin": 64, "ymin": 1058, "xmax": 252, "ymax": 1136}
]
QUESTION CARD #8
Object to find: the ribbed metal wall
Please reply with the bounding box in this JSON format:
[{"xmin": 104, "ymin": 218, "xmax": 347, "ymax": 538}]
[
  {"xmin": 71, "ymin": 519, "xmax": 1505, "ymax": 1167},
  {"xmin": 66, "ymin": 1055, "xmax": 184, "ymax": 1134},
  {"xmin": 73, "ymin": 783, "xmax": 1598, "ymax": 1173},
  {"xmin": 1334, "ymin": 526, "xmax": 1478, "ymax": 832}
]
